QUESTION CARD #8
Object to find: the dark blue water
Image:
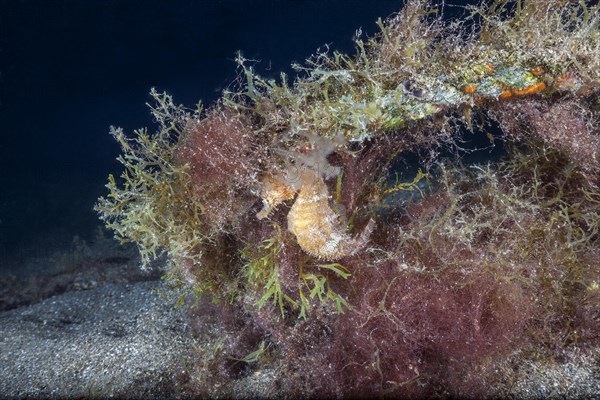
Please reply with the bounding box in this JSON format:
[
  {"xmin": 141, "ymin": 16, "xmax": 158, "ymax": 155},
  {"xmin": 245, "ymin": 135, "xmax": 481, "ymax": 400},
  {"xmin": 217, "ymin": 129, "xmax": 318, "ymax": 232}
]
[{"xmin": 0, "ymin": 0, "xmax": 479, "ymax": 268}]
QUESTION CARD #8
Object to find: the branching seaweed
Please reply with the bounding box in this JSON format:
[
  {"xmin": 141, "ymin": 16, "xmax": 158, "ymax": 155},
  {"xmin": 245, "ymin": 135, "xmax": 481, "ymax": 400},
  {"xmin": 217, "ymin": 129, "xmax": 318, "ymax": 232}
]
[
  {"xmin": 96, "ymin": 1, "xmax": 600, "ymax": 397},
  {"xmin": 95, "ymin": 90, "xmax": 205, "ymax": 271},
  {"xmin": 241, "ymin": 224, "xmax": 351, "ymax": 318}
]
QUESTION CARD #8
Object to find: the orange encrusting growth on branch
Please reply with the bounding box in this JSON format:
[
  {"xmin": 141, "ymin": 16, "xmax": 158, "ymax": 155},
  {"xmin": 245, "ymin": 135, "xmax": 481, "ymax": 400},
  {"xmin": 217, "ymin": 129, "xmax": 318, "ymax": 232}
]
[
  {"xmin": 499, "ymin": 90, "xmax": 513, "ymax": 100},
  {"xmin": 512, "ymin": 81, "xmax": 546, "ymax": 96},
  {"xmin": 463, "ymin": 84, "xmax": 477, "ymax": 94}
]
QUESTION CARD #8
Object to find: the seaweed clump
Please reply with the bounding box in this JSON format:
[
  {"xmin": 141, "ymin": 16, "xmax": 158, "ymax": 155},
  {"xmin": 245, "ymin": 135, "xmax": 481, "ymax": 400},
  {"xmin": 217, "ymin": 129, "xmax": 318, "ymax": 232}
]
[{"xmin": 96, "ymin": 1, "xmax": 600, "ymax": 397}]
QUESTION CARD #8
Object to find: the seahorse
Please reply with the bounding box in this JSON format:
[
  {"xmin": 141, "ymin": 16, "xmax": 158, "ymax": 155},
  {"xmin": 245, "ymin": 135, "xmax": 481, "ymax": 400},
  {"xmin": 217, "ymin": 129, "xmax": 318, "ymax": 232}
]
[
  {"xmin": 285, "ymin": 169, "xmax": 374, "ymax": 260},
  {"xmin": 256, "ymin": 130, "xmax": 373, "ymax": 259}
]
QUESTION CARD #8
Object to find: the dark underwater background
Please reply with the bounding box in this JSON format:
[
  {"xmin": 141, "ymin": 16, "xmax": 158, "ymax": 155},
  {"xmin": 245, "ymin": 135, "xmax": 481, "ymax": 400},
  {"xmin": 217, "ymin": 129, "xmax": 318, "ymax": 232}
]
[{"xmin": 0, "ymin": 0, "xmax": 482, "ymax": 276}]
